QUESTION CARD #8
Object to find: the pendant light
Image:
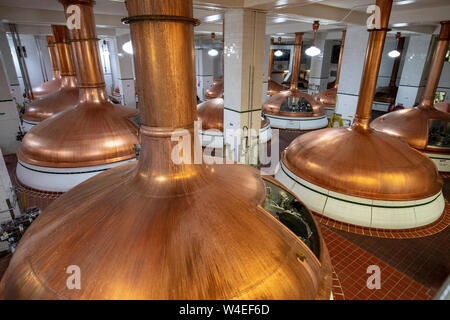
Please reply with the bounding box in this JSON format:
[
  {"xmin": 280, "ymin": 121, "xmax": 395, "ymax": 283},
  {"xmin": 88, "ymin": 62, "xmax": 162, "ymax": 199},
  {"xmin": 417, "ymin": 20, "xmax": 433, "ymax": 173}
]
[
  {"xmin": 374, "ymin": 32, "xmax": 405, "ymax": 104},
  {"xmin": 205, "ymin": 28, "xmax": 225, "ymax": 99},
  {"xmin": 371, "ymin": 21, "xmax": 450, "ymax": 172},
  {"xmin": 0, "ymin": 0, "xmax": 332, "ymax": 300},
  {"xmin": 262, "ymin": 32, "xmax": 328, "ymax": 130},
  {"xmin": 314, "ymin": 29, "xmax": 346, "ymax": 111},
  {"xmin": 30, "ymin": 35, "xmax": 62, "ymax": 100},
  {"xmin": 22, "ymin": 25, "xmax": 79, "ymax": 132},
  {"xmin": 15, "ymin": 0, "xmax": 139, "ymax": 194},
  {"xmin": 305, "ymin": 21, "xmax": 321, "ymax": 57},
  {"xmin": 275, "ymin": 0, "xmax": 444, "ymax": 230},
  {"xmin": 268, "ymin": 37, "xmax": 288, "ymax": 96}
]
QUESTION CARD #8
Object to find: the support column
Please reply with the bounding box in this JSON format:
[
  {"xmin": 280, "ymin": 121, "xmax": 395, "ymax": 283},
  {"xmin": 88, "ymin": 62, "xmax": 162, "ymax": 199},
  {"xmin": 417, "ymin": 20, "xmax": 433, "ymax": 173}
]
[
  {"xmin": 335, "ymin": 26, "xmax": 370, "ymax": 123},
  {"xmin": 113, "ymin": 33, "xmax": 136, "ymax": 108},
  {"xmin": 0, "ymin": 28, "xmax": 23, "ymax": 105},
  {"xmin": 308, "ymin": 33, "xmax": 332, "ymax": 95},
  {"xmin": 395, "ymin": 34, "xmax": 434, "ymax": 108},
  {"xmin": 0, "ymin": 56, "xmax": 21, "ymax": 155},
  {"xmin": 195, "ymin": 48, "xmax": 214, "ymax": 101},
  {"xmin": 223, "ymin": 8, "xmax": 266, "ymax": 165},
  {"xmin": 262, "ymin": 35, "xmax": 271, "ymax": 101}
]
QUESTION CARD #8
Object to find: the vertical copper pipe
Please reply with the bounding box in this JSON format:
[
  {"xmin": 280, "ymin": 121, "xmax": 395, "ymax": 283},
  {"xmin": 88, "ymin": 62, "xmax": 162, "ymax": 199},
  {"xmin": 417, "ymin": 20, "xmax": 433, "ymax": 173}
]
[
  {"xmin": 46, "ymin": 35, "xmax": 60, "ymax": 78},
  {"xmin": 268, "ymin": 37, "xmax": 274, "ymax": 81},
  {"xmin": 334, "ymin": 29, "xmax": 346, "ymax": 89},
  {"xmin": 222, "ymin": 18, "xmax": 225, "ymax": 78},
  {"xmin": 419, "ymin": 21, "xmax": 450, "ymax": 109},
  {"xmin": 388, "ymin": 33, "xmax": 405, "ymax": 87},
  {"xmin": 124, "ymin": 0, "xmax": 197, "ymax": 128},
  {"xmin": 52, "ymin": 25, "xmax": 76, "ymax": 77},
  {"xmin": 353, "ymin": 0, "xmax": 393, "ymax": 130},
  {"xmin": 60, "ymin": 0, "xmax": 105, "ymax": 92},
  {"xmin": 290, "ymin": 32, "xmax": 303, "ymax": 91}
]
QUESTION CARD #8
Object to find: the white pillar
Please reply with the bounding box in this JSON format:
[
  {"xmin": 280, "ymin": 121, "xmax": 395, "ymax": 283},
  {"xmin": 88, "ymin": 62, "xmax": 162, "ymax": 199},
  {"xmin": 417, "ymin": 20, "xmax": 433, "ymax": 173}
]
[
  {"xmin": 308, "ymin": 33, "xmax": 332, "ymax": 95},
  {"xmin": 113, "ymin": 33, "xmax": 136, "ymax": 108},
  {"xmin": 0, "ymin": 29, "xmax": 24, "ymax": 105},
  {"xmin": 262, "ymin": 35, "xmax": 271, "ymax": 101},
  {"xmin": 395, "ymin": 34, "xmax": 434, "ymax": 108},
  {"xmin": 195, "ymin": 48, "xmax": 214, "ymax": 101},
  {"xmin": 335, "ymin": 26, "xmax": 369, "ymax": 123},
  {"xmin": 223, "ymin": 8, "xmax": 266, "ymax": 164}
]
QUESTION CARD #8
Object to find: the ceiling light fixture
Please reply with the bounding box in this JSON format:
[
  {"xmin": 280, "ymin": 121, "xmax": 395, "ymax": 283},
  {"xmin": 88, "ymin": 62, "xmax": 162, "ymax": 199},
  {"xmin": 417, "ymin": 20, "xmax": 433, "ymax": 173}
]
[
  {"xmin": 306, "ymin": 21, "xmax": 321, "ymax": 57},
  {"xmin": 274, "ymin": 50, "xmax": 283, "ymax": 57},
  {"xmin": 388, "ymin": 32, "xmax": 401, "ymax": 58},
  {"xmin": 122, "ymin": 40, "xmax": 133, "ymax": 54}
]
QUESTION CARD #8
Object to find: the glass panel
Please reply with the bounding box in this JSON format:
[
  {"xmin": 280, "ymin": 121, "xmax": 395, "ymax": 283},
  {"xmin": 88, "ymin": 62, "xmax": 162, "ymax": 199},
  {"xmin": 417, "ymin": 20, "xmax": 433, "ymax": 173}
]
[
  {"xmin": 262, "ymin": 179, "xmax": 321, "ymax": 259},
  {"xmin": 428, "ymin": 120, "xmax": 450, "ymax": 149},
  {"xmin": 280, "ymin": 97, "xmax": 313, "ymax": 113}
]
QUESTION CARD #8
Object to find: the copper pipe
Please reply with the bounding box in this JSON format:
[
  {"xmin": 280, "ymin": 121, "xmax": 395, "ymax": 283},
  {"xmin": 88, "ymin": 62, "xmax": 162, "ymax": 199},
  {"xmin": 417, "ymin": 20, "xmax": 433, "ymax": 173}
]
[
  {"xmin": 389, "ymin": 33, "xmax": 405, "ymax": 87},
  {"xmin": 290, "ymin": 32, "xmax": 303, "ymax": 91},
  {"xmin": 52, "ymin": 25, "xmax": 76, "ymax": 77},
  {"xmin": 353, "ymin": 0, "xmax": 392, "ymax": 130},
  {"xmin": 419, "ymin": 21, "xmax": 450, "ymax": 109},
  {"xmin": 334, "ymin": 29, "xmax": 346, "ymax": 88},
  {"xmin": 46, "ymin": 35, "xmax": 60, "ymax": 78},
  {"xmin": 268, "ymin": 37, "xmax": 274, "ymax": 81}
]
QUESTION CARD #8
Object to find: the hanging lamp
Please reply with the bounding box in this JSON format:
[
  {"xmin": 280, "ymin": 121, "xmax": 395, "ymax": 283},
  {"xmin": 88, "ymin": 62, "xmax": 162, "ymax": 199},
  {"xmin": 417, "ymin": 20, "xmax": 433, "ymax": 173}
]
[
  {"xmin": 0, "ymin": 0, "xmax": 333, "ymax": 300},
  {"xmin": 30, "ymin": 35, "xmax": 62, "ymax": 100},
  {"xmin": 371, "ymin": 21, "xmax": 450, "ymax": 171},
  {"xmin": 16, "ymin": 0, "xmax": 139, "ymax": 194},
  {"xmin": 22, "ymin": 25, "xmax": 79, "ymax": 132},
  {"xmin": 275, "ymin": 0, "xmax": 444, "ymax": 230},
  {"xmin": 262, "ymin": 32, "xmax": 328, "ymax": 130}
]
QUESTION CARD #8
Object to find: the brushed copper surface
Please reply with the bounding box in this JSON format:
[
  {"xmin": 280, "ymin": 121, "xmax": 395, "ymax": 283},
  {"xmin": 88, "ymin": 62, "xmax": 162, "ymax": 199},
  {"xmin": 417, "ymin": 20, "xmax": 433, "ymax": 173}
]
[
  {"xmin": 205, "ymin": 76, "xmax": 224, "ymax": 99},
  {"xmin": 197, "ymin": 98, "xmax": 270, "ymax": 132},
  {"xmin": 282, "ymin": 0, "xmax": 442, "ymax": 201},
  {"xmin": 23, "ymin": 26, "xmax": 79, "ymax": 123},
  {"xmin": 18, "ymin": 0, "xmax": 139, "ymax": 168},
  {"xmin": 374, "ymin": 35, "xmax": 405, "ymax": 104},
  {"xmin": 371, "ymin": 21, "xmax": 450, "ymax": 150},
  {"xmin": 263, "ymin": 32, "xmax": 325, "ymax": 118},
  {"xmin": 1, "ymin": 0, "xmax": 331, "ymax": 300},
  {"xmin": 31, "ymin": 35, "xmax": 62, "ymax": 100},
  {"xmin": 435, "ymin": 101, "xmax": 450, "ymax": 113},
  {"xmin": 267, "ymin": 79, "xmax": 288, "ymax": 96},
  {"xmin": 314, "ymin": 30, "xmax": 346, "ymax": 108}
]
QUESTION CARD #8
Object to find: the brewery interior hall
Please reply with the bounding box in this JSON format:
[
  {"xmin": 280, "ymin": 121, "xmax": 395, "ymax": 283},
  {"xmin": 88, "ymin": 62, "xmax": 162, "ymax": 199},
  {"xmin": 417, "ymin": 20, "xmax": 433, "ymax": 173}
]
[{"xmin": 0, "ymin": 0, "xmax": 449, "ymax": 300}]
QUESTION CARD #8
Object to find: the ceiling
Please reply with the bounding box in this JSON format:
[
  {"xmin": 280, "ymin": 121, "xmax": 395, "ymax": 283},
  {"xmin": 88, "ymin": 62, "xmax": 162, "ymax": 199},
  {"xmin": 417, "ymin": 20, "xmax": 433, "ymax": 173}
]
[{"xmin": 0, "ymin": 0, "xmax": 447, "ymax": 37}]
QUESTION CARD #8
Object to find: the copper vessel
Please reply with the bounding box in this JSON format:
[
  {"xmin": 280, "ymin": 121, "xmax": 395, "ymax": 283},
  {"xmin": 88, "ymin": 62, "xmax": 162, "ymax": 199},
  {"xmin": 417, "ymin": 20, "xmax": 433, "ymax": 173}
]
[
  {"xmin": 1, "ymin": 0, "xmax": 332, "ymax": 300},
  {"xmin": 197, "ymin": 97, "xmax": 270, "ymax": 132},
  {"xmin": 17, "ymin": 1, "xmax": 138, "ymax": 170},
  {"xmin": 263, "ymin": 33, "xmax": 326, "ymax": 119},
  {"xmin": 314, "ymin": 30, "xmax": 346, "ymax": 109},
  {"xmin": 267, "ymin": 37, "xmax": 288, "ymax": 96},
  {"xmin": 205, "ymin": 75, "xmax": 224, "ymax": 99},
  {"xmin": 371, "ymin": 21, "xmax": 450, "ymax": 152},
  {"xmin": 373, "ymin": 32, "xmax": 405, "ymax": 104},
  {"xmin": 279, "ymin": 0, "xmax": 442, "ymax": 202},
  {"xmin": 435, "ymin": 101, "xmax": 449, "ymax": 113},
  {"xmin": 23, "ymin": 26, "xmax": 79, "ymax": 126},
  {"xmin": 30, "ymin": 36, "xmax": 62, "ymax": 100}
]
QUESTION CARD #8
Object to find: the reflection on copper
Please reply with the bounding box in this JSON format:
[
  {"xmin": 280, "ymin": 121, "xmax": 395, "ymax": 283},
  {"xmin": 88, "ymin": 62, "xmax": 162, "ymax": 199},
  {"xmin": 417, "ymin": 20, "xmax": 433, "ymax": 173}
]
[
  {"xmin": 205, "ymin": 75, "xmax": 224, "ymax": 99},
  {"xmin": 23, "ymin": 25, "xmax": 79, "ymax": 123},
  {"xmin": 18, "ymin": 1, "xmax": 138, "ymax": 169},
  {"xmin": 30, "ymin": 35, "xmax": 62, "ymax": 100},
  {"xmin": 263, "ymin": 32, "xmax": 325, "ymax": 118},
  {"xmin": 314, "ymin": 29, "xmax": 346, "ymax": 109},
  {"xmin": 281, "ymin": 0, "xmax": 442, "ymax": 201},
  {"xmin": 197, "ymin": 98, "xmax": 270, "ymax": 132},
  {"xmin": 1, "ymin": 0, "xmax": 331, "ymax": 300},
  {"xmin": 435, "ymin": 101, "xmax": 450, "ymax": 113},
  {"xmin": 371, "ymin": 21, "xmax": 450, "ymax": 151},
  {"xmin": 373, "ymin": 33, "xmax": 405, "ymax": 104}
]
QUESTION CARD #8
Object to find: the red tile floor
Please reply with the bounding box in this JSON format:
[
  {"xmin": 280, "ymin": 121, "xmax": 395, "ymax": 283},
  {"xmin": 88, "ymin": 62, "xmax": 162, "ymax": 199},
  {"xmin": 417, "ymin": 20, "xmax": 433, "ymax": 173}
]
[{"xmin": 0, "ymin": 124, "xmax": 449, "ymax": 300}]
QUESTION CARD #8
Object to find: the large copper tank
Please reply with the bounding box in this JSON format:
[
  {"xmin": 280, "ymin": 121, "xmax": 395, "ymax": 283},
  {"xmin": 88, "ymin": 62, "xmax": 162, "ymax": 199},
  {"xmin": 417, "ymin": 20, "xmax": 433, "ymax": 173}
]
[
  {"xmin": 373, "ymin": 33, "xmax": 405, "ymax": 104},
  {"xmin": 435, "ymin": 101, "xmax": 449, "ymax": 113},
  {"xmin": 371, "ymin": 21, "xmax": 450, "ymax": 152},
  {"xmin": 22, "ymin": 26, "xmax": 79, "ymax": 128},
  {"xmin": 263, "ymin": 33, "xmax": 326, "ymax": 121},
  {"xmin": 205, "ymin": 75, "xmax": 224, "ymax": 99},
  {"xmin": 0, "ymin": 0, "xmax": 332, "ymax": 300},
  {"xmin": 314, "ymin": 30, "xmax": 346, "ymax": 109},
  {"xmin": 30, "ymin": 36, "xmax": 62, "ymax": 100},
  {"xmin": 276, "ymin": 0, "xmax": 443, "ymax": 230},
  {"xmin": 16, "ymin": 0, "xmax": 138, "ymax": 190}
]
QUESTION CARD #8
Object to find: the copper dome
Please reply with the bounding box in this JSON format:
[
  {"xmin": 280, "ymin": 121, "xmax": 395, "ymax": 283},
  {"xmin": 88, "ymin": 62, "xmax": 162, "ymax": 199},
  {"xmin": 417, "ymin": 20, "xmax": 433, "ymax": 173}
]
[
  {"xmin": 0, "ymin": 0, "xmax": 332, "ymax": 300},
  {"xmin": 435, "ymin": 101, "xmax": 449, "ymax": 113},
  {"xmin": 267, "ymin": 79, "xmax": 288, "ymax": 96},
  {"xmin": 23, "ymin": 26, "xmax": 79, "ymax": 125},
  {"xmin": 371, "ymin": 21, "xmax": 450, "ymax": 152},
  {"xmin": 31, "ymin": 36, "xmax": 62, "ymax": 100},
  {"xmin": 204, "ymin": 76, "xmax": 224, "ymax": 99}
]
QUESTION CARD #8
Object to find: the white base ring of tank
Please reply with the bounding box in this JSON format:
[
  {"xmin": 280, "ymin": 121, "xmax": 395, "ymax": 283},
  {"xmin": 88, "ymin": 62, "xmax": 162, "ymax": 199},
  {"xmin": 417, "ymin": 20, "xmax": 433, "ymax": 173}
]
[
  {"xmin": 16, "ymin": 158, "xmax": 136, "ymax": 193},
  {"xmin": 275, "ymin": 162, "xmax": 445, "ymax": 230},
  {"xmin": 265, "ymin": 114, "xmax": 328, "ymax": 130},
  {"xmin": 22, "ymin": 120, "xmax": 39, "ymax": 133},
  {"xmin": 424, "ymin": 152, "xmax": 450, "ymax": 172},
  {"xmin": 199, "ymin": 126, "xmax": 272, "ymax": 149}
]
